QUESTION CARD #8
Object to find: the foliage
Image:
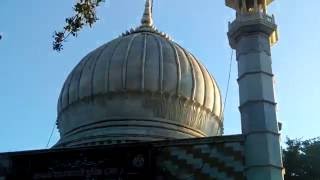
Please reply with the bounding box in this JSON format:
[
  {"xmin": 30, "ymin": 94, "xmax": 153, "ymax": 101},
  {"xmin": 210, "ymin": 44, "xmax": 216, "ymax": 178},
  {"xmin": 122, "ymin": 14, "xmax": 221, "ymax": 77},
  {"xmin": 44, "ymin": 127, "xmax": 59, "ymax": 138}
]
[
  {"xmin": 53, "ymin": 0, "xmax": 104, "ymax": 52},
  {"xmin": 283, "ymin": 137, "xmax": 320, "ymax": 180}
]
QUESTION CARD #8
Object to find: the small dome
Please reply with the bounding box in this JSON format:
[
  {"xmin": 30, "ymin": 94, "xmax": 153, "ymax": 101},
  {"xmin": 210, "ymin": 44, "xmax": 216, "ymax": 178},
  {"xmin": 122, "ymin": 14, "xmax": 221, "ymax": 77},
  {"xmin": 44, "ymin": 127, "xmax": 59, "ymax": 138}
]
[{"xmin": 55, "ymin": 1, "xmax": 223, "ymax": 147}]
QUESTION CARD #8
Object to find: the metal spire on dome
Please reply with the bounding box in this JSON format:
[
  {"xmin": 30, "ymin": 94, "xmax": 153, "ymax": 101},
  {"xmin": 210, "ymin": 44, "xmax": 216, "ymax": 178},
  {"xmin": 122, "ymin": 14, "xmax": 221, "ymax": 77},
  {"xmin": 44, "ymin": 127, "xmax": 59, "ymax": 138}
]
[
  {"xmin": 121, "ymin": 0, "xmax": 172, "ymax": 40},
  {"xmin": 141, "ymin": 0, "xmax": 153, "ymax": 26}
]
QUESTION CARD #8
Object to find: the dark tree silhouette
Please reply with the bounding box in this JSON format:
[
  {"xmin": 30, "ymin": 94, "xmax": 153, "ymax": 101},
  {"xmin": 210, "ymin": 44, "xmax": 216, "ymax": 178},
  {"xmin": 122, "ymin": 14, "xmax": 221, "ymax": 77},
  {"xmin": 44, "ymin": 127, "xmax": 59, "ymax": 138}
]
[
  {"xmin": 53, "ymin": 0, "xmax": 104, "ymax": 52},
  {"xmin": 283, "ymin": 137, "xmax": 320, "ymax": 180}
]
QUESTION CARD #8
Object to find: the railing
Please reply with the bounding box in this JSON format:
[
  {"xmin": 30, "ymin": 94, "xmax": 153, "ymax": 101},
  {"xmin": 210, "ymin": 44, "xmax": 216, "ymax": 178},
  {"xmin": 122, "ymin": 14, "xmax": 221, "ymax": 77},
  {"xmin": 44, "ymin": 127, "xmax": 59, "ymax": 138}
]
[{"xmin": 228, "ymin": 11, "xmax": 276, "ymax": 29}]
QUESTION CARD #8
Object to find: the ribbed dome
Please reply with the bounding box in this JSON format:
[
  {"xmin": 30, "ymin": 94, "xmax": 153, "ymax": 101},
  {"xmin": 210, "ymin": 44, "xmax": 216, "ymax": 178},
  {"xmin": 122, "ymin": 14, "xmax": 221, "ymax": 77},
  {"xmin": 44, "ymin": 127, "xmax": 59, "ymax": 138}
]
[{"xmin": 55, "ymin": 1, "xmax": 222, "ymax": 147}]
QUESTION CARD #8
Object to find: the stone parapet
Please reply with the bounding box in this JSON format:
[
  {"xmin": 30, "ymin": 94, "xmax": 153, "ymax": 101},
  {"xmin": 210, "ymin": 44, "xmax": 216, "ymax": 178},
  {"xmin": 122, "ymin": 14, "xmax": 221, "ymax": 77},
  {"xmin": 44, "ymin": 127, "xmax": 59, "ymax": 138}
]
[{"xmin": 228, "ymin": 12, "xmax": 278, "ymax": 48}]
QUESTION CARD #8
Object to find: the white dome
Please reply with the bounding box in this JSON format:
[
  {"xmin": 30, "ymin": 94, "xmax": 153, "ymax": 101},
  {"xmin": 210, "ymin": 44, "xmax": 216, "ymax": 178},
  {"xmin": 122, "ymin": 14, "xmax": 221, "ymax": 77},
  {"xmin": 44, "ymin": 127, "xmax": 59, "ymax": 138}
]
[{"xmin": 55, "ymin": 1, "xmax": 223, "ymax": 148}]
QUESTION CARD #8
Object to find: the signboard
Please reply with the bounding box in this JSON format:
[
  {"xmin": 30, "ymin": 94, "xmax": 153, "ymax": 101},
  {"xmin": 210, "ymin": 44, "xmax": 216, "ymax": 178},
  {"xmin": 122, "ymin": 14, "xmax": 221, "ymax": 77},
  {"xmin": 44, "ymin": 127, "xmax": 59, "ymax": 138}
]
[{"xmin": 0, "ymin": 144, "xmax": 153, "ymax": 180}]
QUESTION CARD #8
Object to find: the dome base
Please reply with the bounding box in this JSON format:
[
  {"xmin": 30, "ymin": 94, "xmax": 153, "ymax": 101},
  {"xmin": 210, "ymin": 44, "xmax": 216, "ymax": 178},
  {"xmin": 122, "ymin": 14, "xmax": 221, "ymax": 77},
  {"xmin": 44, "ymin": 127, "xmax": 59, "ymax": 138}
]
[{"xmin": 56, "ymin": 92, "xmax": 222, "ymax": 148}]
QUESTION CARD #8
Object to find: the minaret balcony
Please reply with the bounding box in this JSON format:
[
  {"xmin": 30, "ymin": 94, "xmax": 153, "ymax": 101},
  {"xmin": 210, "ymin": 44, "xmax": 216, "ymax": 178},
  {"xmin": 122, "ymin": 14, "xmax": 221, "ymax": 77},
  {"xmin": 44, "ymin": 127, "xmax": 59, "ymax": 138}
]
[{"xmin": 228, "ymin": 12, "xmax": 278, "ymax": 48}]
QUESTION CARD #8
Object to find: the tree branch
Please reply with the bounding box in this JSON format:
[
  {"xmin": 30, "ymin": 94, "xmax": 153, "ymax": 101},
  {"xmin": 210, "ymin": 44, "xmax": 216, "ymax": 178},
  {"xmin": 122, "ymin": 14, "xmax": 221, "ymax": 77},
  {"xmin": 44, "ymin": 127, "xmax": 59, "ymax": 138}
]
[{"xmin": 53, "ymin": 0, "xmax": 105, "ymax": 52}]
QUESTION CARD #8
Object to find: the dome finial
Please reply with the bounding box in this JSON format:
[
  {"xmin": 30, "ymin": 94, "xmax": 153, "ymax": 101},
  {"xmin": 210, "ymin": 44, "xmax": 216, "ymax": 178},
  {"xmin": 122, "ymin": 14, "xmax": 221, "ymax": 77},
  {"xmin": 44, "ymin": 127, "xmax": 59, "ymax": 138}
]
[{"xmin": 141, "ymin": 0, "xmax": 153, "ymax": 26}]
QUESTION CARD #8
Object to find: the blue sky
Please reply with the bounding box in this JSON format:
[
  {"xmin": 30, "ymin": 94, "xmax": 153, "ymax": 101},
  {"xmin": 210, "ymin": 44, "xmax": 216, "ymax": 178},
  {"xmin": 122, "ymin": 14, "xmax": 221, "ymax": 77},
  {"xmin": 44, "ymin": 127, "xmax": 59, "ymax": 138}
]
[{"xmin": 0, "ymin": 0, "xmax": 319, "ymax": 152}]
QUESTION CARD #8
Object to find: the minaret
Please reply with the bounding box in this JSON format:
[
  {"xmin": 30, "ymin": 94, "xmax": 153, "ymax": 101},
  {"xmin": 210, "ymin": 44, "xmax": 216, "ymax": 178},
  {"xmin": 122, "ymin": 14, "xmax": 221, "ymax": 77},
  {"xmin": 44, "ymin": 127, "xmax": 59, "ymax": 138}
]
[{"xmin": 225, "ymin": 0, "xmax": 283, "ymax": 179}]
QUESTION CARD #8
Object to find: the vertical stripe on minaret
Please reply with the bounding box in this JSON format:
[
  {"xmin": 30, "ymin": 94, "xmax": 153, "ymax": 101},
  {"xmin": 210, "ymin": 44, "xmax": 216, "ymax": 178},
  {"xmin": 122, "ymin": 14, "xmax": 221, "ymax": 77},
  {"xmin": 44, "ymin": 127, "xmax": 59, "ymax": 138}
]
[{"xmin": 225, "ymin": 0, "xmax": 283, "ymax": 179}]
